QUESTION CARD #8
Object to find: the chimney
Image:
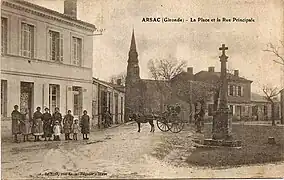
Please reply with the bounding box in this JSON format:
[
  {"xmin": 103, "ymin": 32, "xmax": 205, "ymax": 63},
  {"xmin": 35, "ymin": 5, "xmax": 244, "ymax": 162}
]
[
  {"xmin": 234, "ymin": 70, "xmax": 239, "ymax": 76},
  {"xmin": 187, "ymin": 67, "xmax": 193, "ymax": 74},
  {"xmin": 208, "ymin": 67, "xmax": 215, "ymax": 72},
  {"xmin": 64, "ymin": 0, "xmax": 77, "ymax": 19},
  {"xmin": 117, "ymin": 79, "xmax": 122, "ymax": 85}
]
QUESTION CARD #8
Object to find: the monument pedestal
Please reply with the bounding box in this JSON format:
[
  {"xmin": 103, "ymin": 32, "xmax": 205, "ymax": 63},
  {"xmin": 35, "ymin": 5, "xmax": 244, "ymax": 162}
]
[{"xmin": 196, "ymin": 44, "xmax": 242, "ymax": 148}]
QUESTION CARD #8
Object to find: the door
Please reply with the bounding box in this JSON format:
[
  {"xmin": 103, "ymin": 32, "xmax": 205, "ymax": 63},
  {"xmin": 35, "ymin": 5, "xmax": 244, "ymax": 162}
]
[
  {"xmin": 20, "ymin": 82, "xmax": 34, "ymax": 120},
  {"xmin": 114, "ymin": 93, "xmax": 118, "ymax": 124}
]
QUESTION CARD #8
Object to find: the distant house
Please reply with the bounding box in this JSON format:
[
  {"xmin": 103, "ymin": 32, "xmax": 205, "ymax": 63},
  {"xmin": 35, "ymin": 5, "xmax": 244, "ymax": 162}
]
[
  {"xmin": 194, "ymin": 67, "xmax": 253, "ymax": 119},
  {"xmin": 251, "ymin": 92, "xmax": 281, "ymax": 121},
  {"xmin": 92, "ymin": 78, "xmax": 125, "ymax": 128}
]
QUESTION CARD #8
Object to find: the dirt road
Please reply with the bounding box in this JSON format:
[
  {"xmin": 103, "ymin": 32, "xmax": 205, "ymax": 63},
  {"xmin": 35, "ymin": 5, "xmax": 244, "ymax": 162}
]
[{"xmin": 2, "ymin": 123, "xmax": 284, "ymax": 179}]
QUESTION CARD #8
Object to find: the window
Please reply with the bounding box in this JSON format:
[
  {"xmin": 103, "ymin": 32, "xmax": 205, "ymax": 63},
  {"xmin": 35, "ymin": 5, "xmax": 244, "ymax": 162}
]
[
  {"xmin": 73, "ymin": 86, "xmax": 82, "ymax": 116},
  {"xmin": 72, "ymin": 37, "xmax": 82, "ymax": 66},
  {"xmin": 237, "ymin": 86, "xmax": 242, "ymax": 96},
  {"xmin": 1, "ymin": 80, "xmax": 7, "ymax": 117},
  {"xmin": 49, "ymin": 84, "xmax": 60, "ymax": 113},
  {"xmin": 208, "ymin": 104, "xmax": 214, "ymax": 116},
  {"xmin": 229, "ymin": 85, "xmax": 234, "ymax": 96},
  {"xmin": 49, "ymin": 30, "xmax": 63, "ymax": 62},
  {"xmin": 1, "ymin": 17, "xmax": 8, "ymax": 55},
  {"xmin": 21, "ymin": 22, "xmax": 34, "ymax": 58}
]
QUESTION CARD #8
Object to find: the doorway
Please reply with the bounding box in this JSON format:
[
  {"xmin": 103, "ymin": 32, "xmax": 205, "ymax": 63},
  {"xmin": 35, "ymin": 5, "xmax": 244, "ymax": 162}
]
[{"xmin": 20, "ymin": 82, "xmax": 34, "ymax": 120}]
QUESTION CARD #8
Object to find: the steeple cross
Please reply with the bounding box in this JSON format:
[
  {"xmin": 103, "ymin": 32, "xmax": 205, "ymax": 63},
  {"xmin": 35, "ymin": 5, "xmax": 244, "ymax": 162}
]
[{"xmin": 219, "ymin": 44, "xmax": 228, "ymax": 55}]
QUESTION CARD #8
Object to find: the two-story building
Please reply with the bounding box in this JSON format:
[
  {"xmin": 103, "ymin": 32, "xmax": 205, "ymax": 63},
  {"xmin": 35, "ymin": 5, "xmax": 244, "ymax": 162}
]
[
  {"xmin": 194, "ymin": 67, "xmax": 253, "ymax": 119},
  {"xmin": 1, "ymin": 0, "xmax": 96, "ymax": 133},
  {"xmin": 92, "ymin": 78, "xmax": 125, "ymax": 128}
]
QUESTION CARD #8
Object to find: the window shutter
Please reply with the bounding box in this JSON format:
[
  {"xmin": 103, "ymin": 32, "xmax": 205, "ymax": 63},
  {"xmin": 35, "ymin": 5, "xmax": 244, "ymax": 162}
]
[
  {"xmin": 228, "ymin": 85, "xmax": 230, "ymax": 96},
  {"xmin": 60, "ymin": 33, "xmax": 63, "ymax": 62},
  {"xmin": 241, "ymin": 86, "xmax": 244, "ymax": 97},
  {"xmin": 48, "ymin": 31, "xmax": 52, "ymax": 61}
]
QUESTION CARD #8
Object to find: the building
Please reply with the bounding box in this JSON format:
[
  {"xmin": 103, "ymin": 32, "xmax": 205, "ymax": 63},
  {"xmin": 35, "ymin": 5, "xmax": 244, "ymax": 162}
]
[
  {"xmin": 194, "ymin": 67, "xmax": 253, "ymax": 119},
  {"xmin": 92, "ymin": 78, "xmax": 125, "ymax": 127},
  {"xmin": 124, "ymin": 30, "xmax": 215, "ymax": 122},
  {"xmin": 1, "ymin": 0, "xmax": 96, "ymax": 133},
  {"xmin": 251, "ymin": 92, "xmax": 281, "ymax": 121},
  {"xmin": 281, "ymin": 90, "xmax": 284, "ymax": 123}
]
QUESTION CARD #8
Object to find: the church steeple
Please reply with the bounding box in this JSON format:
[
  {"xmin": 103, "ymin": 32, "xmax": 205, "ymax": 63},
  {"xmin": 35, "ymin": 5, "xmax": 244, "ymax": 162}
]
[
  {"xmin": 130, "ymin": 29, "xmax": 136, "ymax": 51},
  {"xmin": 128, "ymin": 29, "xmax": 138, "ymax": 62}
]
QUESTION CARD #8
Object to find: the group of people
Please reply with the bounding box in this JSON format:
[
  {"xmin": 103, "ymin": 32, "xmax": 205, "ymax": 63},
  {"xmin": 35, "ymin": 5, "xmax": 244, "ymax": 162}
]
[{"xmin": 11, "ymin": 105, "xmax": 90, "ymax": 143}]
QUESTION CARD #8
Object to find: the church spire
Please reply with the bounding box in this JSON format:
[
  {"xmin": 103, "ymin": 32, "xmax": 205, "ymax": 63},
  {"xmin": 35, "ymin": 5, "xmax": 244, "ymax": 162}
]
[{"xmin": 130, "ymin": 29, "xmax": 136, "ymax": 51}]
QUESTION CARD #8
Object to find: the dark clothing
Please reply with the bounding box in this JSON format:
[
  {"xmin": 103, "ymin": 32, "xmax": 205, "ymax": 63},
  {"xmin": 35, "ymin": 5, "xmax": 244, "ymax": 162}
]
[
  {"xmin": 42, "ymin": 112, "xmax": 52, "ymax": 138},
  {"xmin": 52, "ymin": 112, "xmax": 62, "ymax": 126},
  {"xmin": 81, "ymin": 114, "xmax": 90, "ymax": 134},
  {"xmin": 63, "ymin": 114, "xmax": 74, "ymax": 134},
  {"xmin": 11, "ymin": 110, "xmax": 22, "ymax": 135},
  {"xmin": 32, "ymin": 111, "xmax": 43, "ymax": 135},
  {"xmin": 175, "ymin": 106, "xmax": 181, "ymax": 114}
]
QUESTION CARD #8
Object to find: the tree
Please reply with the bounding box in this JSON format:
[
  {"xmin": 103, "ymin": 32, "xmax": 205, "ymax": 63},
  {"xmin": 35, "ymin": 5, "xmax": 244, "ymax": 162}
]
[
  {"xmin": 264, "ymin": 42, "xmax": 284, "ymax": 66},
  {"xmin": 262, "ymin": 85, "xmax": 283, "ymax": 126},
  {"xmin": 147, "ymin": 58, "xmax": 187, "ymax": 112},
  {"xmin": 264, "ymin": 41, "xmax": 284, "ymax": 124},
  {"xmin": 109, "ymin": 72, "xmax": 126, "ymax": 85}
]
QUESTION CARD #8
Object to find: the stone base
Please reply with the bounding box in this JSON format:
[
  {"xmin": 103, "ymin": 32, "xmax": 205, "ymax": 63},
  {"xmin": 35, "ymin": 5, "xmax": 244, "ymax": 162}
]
[{"xmin": 203, "ymin": 138, "xmax": 242, "ymax": 147}]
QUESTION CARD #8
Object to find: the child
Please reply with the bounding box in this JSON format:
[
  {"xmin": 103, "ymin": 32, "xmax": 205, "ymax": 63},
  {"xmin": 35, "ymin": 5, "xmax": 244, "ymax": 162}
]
[
  {"xmin": 72, "ymin": 119, "xmax": 80, "ymax": 140},
  {"xmin": 53, "ymin": 120, "xmax": 61, "ymax": 141}
]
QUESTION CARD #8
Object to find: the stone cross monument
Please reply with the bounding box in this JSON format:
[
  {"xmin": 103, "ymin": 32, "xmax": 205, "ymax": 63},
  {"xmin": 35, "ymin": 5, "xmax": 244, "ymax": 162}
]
[{"xmin": 212, "ymin": 44, "xmax": 232, "ymax": 140}]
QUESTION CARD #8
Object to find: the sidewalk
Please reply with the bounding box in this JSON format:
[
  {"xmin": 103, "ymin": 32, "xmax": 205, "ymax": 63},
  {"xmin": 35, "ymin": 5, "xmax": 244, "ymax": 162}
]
[{"xmin": 1, "ymin": 121, "xmax": 136, "ymax": 145}]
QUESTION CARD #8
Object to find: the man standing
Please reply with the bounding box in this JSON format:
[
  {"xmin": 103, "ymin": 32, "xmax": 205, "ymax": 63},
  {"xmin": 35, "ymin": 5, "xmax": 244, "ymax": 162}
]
[{"xmin": 11, "ymin": 105, "xmax": 22, "ymax": 142}]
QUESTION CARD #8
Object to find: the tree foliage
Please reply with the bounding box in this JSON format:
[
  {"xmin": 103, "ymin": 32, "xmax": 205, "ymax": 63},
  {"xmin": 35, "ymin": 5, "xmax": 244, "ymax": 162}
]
[{"xmin": 109, "ymin": 72, "xmax": 126, "ymax": 85}]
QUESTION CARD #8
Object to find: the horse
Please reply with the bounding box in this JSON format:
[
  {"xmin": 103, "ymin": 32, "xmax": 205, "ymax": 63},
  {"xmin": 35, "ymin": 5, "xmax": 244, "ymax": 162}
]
[{"xmin": 129, "ymin": 113, "xmax": 157, "ymax": 133}]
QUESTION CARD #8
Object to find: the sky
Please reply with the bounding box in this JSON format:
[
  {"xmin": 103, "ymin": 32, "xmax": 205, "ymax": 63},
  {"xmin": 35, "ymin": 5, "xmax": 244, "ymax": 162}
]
[{"xmin": 28, "ymin": 0, "xmax": 284, "ymax": 94}]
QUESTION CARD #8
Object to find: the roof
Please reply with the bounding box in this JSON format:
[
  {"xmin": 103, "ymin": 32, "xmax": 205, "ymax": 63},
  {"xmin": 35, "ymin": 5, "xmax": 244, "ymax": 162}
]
[
  {"xmin": 170, "ymin": 71, "xmax": 194, "ymax": 82},
  {"xmin": 251, "ymin": 92, "xmax": 268, "ymax": 102},
  {"xmin": 3, "ymin": 0, "xmax": 96, "ymax": 31},
  {"xmin": 194, "ymin": 71, "xmax": 253, "ymax": 83},
  {"xmin": 93, "ymin": 78, "xmax": 125, "ymax": 93},
  {"xmin": 251, "ymin": 92, "xmax": 279, "ymax": 103}
]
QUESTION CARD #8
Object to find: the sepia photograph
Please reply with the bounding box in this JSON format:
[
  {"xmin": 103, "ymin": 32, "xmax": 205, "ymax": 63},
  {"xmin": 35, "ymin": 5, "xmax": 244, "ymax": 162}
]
[{"xmin": 1, "ymin": 0, "xmax": 284, "ymax": 179}]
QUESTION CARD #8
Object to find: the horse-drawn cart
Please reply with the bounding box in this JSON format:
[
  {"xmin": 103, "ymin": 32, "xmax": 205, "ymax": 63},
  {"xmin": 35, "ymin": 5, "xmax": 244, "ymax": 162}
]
[{"xmin": 156, "ymin": 104, "xmax": 185, "ymax": 133}]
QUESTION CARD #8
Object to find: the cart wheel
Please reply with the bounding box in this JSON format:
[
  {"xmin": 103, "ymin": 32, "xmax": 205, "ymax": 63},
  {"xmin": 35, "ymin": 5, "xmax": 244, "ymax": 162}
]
[
  {"xmin": 168, "ymin": 117, "xmax": 184, "ymax": 133},
  {"xmin": 157, "ymin": 118, "xmax": 169, "ymax": 132}
]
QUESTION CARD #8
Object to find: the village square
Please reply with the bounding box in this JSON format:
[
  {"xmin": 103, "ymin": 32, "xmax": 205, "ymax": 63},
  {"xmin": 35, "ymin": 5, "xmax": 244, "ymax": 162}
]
[{"xmin": 1, "ymin": 0, "xmax": 284, "ymax": 179}]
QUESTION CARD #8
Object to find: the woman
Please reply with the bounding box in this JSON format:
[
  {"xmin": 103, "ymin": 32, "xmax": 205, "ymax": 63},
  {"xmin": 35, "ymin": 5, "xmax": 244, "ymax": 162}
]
[
  {"xmin": 32, "ymin": 107, "xmax": 43, "ymax": 142},
  {"xmin": 21, "ymin": 108, "xmax": 31, "ymax": 142},
  {"xmin": 63, "ymin": 110, "xmax": 74, "ymax": 140},
  {"xmin": 81, "ymin": 110, "xmax": 90, "ymax": 140},
  {"xmin": 42, "ymin": 108, "xmax": 52, "ymax": 141}
]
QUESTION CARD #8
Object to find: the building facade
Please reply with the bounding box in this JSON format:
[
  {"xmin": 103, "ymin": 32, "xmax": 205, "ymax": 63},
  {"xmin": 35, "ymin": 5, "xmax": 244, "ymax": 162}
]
[
  {"xmin": 194, "ymin": 67, "xmax": 253, "ymax": 119},
  {"xmin": 92, "ymin": 78, "xmax": 125, "ymax": 127},
  {"xmin": 1, "ymin": 0, "xmax": 96, "ymax": 132}
]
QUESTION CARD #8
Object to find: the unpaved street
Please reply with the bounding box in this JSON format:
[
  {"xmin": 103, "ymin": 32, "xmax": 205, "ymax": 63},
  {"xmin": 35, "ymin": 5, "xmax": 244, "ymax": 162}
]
[{"xmin": 2, "ymin": 122, "xmax": 284, "ymax": 179}]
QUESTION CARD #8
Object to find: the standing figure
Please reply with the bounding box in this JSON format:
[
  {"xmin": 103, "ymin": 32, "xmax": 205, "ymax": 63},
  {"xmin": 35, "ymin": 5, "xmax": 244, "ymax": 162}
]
[
  {"xmin": 32, "ymin": 107, "xmax": 43, "ymax": 141},
  {"xmin": 11, "ymin": 105, "xmax": 22, "ymax": 143},
  {"xmin": 52, "ymin": 107, "xmax": 62, "ymax": 133},
  {"xmin": 81, "ymin": 110, "xmax": 90, "ymax": 140},
  {"xmin": 194, "ymin": 103, "xmax": 205, "ymax": 133},
  {"xmin": 72, "ymin": 119, "xmax": 80, "ymax": 140},
  {"xmin": 42, "ymin": 108, "xmax": 52, "ymax": 141},
  {"xmin": 53, "ymin": 121, "xmax": 61, "ymax": 141},
  {"xmin": 63, "ymin": 110, "xmax": 74, "ymax": 140},
  {"xmin": 21, "ymin": 108, "xmax": 31, "ymax": 142}
]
